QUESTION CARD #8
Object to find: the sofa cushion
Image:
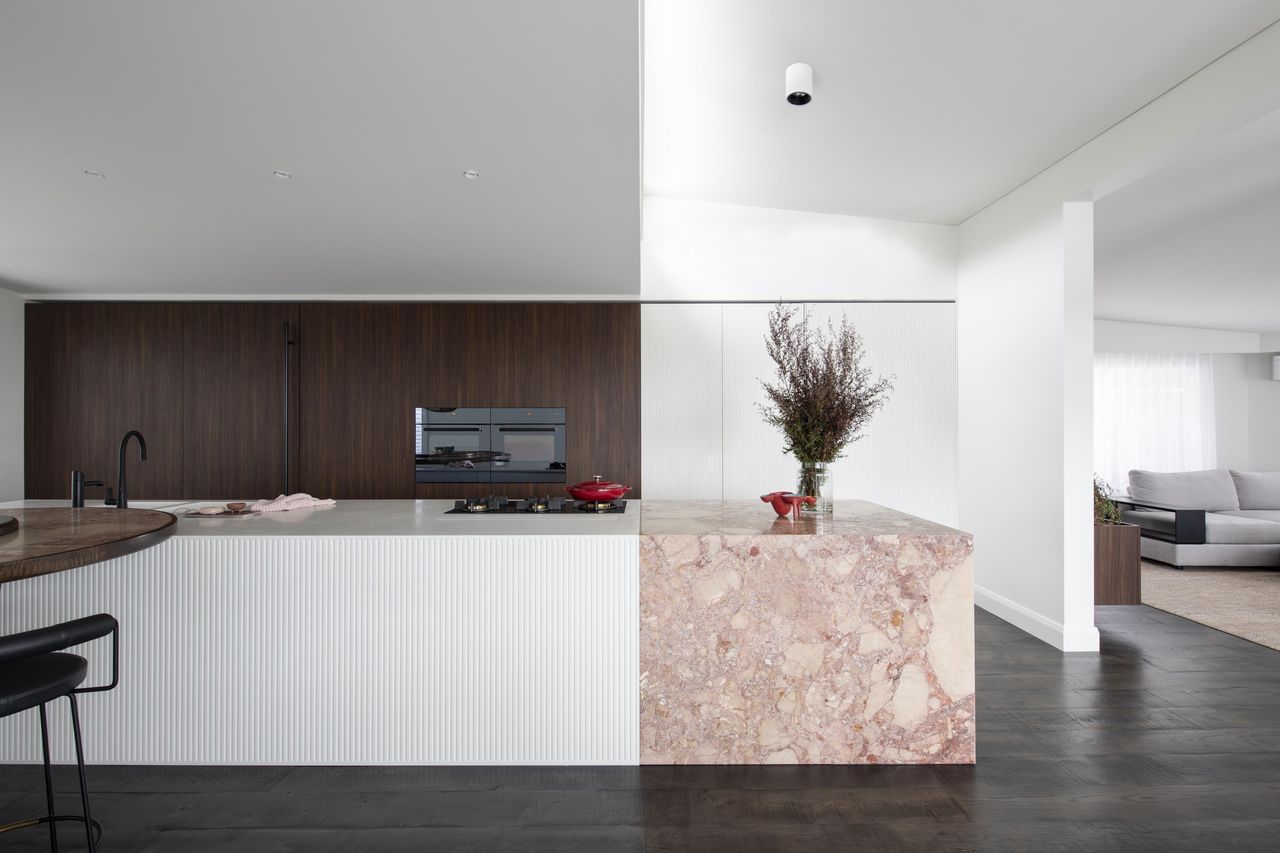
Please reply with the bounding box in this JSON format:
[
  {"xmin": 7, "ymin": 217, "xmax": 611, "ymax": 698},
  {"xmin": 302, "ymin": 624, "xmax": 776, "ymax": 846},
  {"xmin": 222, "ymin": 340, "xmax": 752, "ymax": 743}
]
[
  {"xmin": 1127, "ymin": 469, "xmax": 1240, "ymax": 511},
  {"xmin": 1219, "ymin": 509, "xmax": 1280, "ymax": 524},
  {"xmin": 1122, "ymin": 509, "xmax": 1280, "ymax": 544},
  {"xmin": 1228, "ymin": 471, "xmax": 1280, "ymax": 510}
]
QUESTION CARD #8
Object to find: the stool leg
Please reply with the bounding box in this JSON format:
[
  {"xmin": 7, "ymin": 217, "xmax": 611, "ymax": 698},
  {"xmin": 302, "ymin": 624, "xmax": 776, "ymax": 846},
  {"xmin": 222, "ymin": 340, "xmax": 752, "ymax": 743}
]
[
  {"xmin": 66, "ymin": 694, "xmax": 95, "ymax": 853},
  {"xmin": 38, "ymin": 703, "xmax": 59, "ymax": 853}
]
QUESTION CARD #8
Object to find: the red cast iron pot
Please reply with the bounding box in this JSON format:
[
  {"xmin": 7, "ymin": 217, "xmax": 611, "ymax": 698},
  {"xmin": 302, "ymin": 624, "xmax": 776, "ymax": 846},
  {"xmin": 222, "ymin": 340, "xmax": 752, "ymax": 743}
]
[{"xmin": 567, "ymin": 475, "xmax": 631, "ymax": 502}]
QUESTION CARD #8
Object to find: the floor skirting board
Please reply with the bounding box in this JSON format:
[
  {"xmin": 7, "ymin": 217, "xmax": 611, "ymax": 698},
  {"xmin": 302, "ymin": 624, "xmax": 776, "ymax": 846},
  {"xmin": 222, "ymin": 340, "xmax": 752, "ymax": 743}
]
[{"xmin": 975, "ymin": 584, "xmax": 1099, "ymax": 652}]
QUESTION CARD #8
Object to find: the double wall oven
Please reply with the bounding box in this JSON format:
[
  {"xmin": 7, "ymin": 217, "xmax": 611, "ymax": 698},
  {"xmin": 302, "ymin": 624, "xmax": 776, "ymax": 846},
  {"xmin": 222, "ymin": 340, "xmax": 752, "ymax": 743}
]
[{"xmin": 414, "ymin": 407, "xmax": 566, "ymax": 484}]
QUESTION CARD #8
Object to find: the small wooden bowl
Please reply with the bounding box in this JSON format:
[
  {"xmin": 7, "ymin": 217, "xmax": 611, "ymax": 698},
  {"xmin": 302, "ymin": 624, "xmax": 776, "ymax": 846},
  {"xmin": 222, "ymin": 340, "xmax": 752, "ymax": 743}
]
[{"xmin": 226, "ymin": 502, "xmax": 247, "ymax": 512}]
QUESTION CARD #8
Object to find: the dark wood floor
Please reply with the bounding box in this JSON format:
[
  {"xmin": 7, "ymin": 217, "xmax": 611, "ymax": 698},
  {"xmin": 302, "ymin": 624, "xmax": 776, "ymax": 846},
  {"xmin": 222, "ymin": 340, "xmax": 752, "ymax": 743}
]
[{"xmin": 3, "ymin": 606, "xmax": 1279, "ymax": 852}]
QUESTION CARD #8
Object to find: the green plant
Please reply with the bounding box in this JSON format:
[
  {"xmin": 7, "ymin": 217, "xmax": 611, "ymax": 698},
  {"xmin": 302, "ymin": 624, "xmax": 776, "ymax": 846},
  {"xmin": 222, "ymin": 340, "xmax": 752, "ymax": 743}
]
[
  {"xmin": 758, "ymin": 303, "xmax": 894, "ymax": 468},
  {"xmin": 1094, "ymin": 475, "xmax": 1122, "ymax": 525}
]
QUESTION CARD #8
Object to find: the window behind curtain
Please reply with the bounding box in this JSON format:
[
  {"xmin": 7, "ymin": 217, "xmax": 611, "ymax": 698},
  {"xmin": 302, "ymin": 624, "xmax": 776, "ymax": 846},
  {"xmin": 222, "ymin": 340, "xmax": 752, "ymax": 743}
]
[{"xmin": 1093, "ymin": 353, "xmax": 1217, "ymax": 494}]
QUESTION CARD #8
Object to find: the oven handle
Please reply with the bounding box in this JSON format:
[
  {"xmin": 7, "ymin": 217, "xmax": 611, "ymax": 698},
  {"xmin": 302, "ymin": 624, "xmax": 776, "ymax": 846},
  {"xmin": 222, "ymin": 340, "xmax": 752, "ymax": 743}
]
[{"xmin": 495, "ymin": 426, "xmax": 560, "ymax": 432}]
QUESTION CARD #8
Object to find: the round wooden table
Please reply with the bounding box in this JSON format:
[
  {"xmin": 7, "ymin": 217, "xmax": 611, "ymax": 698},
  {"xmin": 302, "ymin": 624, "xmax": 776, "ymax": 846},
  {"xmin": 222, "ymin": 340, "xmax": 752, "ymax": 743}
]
[{"xmin": 0, "ymin": 508, "xmax": 177, "ymax": 583}]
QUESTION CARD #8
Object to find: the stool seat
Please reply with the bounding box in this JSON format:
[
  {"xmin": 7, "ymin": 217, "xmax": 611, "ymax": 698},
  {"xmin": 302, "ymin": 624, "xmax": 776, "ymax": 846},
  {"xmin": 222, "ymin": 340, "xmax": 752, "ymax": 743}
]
[
  {"xmin": 0, "ymin": 653, "xmax": 89, "ymax": 718},
  {"xmin": 0, "ymin": 614, "xmax": 116, "ymax": 852}
]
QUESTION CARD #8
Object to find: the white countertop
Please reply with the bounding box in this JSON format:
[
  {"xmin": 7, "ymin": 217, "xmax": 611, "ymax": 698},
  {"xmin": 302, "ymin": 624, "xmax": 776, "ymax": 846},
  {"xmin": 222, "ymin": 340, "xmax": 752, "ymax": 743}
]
[{"xmin": 0, "ymin": 499, "xmax": 640, "ymax": 537}]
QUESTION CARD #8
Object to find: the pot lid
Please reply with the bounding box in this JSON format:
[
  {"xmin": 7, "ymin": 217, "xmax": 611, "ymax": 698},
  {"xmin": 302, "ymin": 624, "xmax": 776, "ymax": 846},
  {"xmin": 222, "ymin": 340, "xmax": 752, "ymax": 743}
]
[{"xmin": 569, "ymin": 474, "xmax": 628, "ymax": 490}]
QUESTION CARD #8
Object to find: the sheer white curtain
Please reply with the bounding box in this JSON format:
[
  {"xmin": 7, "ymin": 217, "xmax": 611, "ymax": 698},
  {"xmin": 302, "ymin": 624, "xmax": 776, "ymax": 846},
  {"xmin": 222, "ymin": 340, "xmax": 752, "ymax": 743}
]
[{"xmin": 1094, "ymin": 353, "xmax": 1217, "ymax": 494}]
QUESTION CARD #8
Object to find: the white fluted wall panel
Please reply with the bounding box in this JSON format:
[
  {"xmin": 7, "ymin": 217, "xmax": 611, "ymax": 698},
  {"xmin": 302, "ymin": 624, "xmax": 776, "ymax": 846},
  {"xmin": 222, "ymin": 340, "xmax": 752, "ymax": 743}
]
[
  {"xmin": 641, "ymin": 303, "xmax": 724, "ymax": 500},
  {"xmin": 0, "ymin": 535, "xmax": 639, "ymax": 765},
  {"xmin": 643, "ymin": 303, "xmax": 958, "ymax": 526}
]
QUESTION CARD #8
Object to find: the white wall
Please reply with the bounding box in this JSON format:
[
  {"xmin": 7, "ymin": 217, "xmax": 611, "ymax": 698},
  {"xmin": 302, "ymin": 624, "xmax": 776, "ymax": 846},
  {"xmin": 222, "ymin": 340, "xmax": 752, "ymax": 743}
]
[
  {"xmin": 1094, "ymin": 319, "xmax": 1262, "ymax": 354},
  {"xmin": 642, "ymin": 302, "xmax": 958, "ymax": 527},
  {"xmin": 958, "ymin": 22, "xmax": 1280, "ymax": 652},
  {"xmin": 1215, "ymin": 354, "xmax": 1253, "ymax": 472},
  {"xmin": 0, "ymin": 288, "xmax": 22, "ymax": 500},
  {"xmin": 1248, "ymin": 353, "xmax": 1280, "ymax": 471},
  {"xmin": 642, "ymin": 196, "xmax": 957, "ymax": 301}
]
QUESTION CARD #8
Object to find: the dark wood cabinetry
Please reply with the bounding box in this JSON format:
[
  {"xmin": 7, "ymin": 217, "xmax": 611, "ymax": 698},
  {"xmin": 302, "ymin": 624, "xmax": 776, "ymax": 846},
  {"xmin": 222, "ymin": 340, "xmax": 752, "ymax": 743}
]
[
  {"xmin": 296, "ymin": 303, "xmax": 416, "ymax": 500},
  {"xmin": 183, "ymin": 303, "xmax": 300, "ymax": 499},
  {"xmin": 564, "ymin": 303, "xmax": 640, "ymax": 497},
  {"xmin": 26, "ymin": 301, "xmax": 641, "ymax": 501},
  {"xmin": 490, "ymin": 303, "xmax": 568, "ymax": 407},
  {"xmin": 26, "ymin": 303, "xmax": 186, "ymax": 500}
]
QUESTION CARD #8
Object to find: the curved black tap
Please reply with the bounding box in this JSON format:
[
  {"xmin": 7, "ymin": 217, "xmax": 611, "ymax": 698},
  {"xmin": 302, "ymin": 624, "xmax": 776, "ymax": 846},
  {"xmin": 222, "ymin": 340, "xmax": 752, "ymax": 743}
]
[{"xmin": 116, "ymin": 430, "xmax": 148, "ymax": 509}]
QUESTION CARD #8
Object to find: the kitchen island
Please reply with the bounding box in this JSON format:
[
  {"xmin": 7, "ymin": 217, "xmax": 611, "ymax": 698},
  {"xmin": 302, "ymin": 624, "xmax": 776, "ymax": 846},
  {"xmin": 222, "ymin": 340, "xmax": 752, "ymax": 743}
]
[
  {"xmin": 640, "ymin": 500, "xmax": 975, "ymax": 764},
  {"xmin": 0, "ymin": 500, "xmax": 639, "ymax": 765},
  {"xmin": 0, "ymin": 498, "xmax": 973, "ymax": 766}
]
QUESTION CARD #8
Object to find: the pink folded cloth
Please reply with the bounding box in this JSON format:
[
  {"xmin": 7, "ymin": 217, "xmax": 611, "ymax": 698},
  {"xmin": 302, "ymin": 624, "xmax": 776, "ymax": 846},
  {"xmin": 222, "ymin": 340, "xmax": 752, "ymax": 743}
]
[{"xmin": 250, "ymin": 493, "xmax": 337, "ymax": 513}]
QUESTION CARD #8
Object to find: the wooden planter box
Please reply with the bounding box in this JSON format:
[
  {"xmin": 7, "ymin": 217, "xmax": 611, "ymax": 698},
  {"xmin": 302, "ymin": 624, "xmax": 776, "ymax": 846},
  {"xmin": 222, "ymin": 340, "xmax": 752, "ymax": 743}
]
[{"xmin": 1094, "ymin": 522, "xmax": 1141, "ymax": 605}]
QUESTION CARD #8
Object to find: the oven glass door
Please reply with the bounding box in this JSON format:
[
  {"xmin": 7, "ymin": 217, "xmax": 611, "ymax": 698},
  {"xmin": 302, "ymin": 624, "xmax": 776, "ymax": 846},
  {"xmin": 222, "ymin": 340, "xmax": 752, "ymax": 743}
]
[
  {"xmin": 416, "ymin": 424, "xmax": 493, "ymax": 482},
  {"xmin": 491, "ymin": 424, "xmax": 566, "ymax": 483}
]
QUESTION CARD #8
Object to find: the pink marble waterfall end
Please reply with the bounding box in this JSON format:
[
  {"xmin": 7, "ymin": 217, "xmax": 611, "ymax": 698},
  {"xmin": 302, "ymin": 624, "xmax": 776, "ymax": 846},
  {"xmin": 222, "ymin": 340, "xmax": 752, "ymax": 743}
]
[{"xmin": 639, "ymin": 500, "xmax": 975, "ymax": 765}]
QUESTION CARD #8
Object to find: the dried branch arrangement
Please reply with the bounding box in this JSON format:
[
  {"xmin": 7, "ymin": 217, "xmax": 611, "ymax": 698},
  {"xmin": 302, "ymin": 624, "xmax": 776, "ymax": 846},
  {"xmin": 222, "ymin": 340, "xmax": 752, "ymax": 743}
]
[{"xmin": 758, "ymin": 303, "xmax": 894, "ymax": 466}]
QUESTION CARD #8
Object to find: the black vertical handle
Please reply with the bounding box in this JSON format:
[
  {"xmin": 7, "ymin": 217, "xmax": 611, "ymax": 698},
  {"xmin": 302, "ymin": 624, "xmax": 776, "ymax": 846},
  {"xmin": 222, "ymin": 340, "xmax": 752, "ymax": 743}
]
[{"xmin": 283, "ymin": 320, "xmax": 291, "ymax": 496}]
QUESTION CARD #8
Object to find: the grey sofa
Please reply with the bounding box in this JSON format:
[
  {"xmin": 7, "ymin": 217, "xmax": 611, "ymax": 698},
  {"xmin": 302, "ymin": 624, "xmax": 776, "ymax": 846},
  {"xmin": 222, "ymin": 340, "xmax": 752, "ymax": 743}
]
[{"xmin": 1117, "ymin": 469, "xmax": 1280, "ymax": 569}]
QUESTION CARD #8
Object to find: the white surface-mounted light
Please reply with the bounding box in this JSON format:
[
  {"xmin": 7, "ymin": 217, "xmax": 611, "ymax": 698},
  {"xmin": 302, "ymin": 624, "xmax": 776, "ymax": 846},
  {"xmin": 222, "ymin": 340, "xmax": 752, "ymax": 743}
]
[
  {"xmin": 273, "ymin": 170, "xmax": 292, "ymax": 180},
  {"xmin": 786, "ymin": 63, "xmax": 813, "ymax": 105},
  {"xmin": 83, "ymin": 170, "xmax": 106, "ymax": 180},
  {"xmin": 462, "ymin": 170, "xmax": 480, "ymax": 179}
]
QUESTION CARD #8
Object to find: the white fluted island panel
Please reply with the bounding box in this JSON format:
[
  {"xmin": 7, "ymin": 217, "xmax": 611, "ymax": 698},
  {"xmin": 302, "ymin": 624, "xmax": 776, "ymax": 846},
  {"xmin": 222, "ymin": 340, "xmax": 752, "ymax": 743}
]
[{"xmin": 0, "ymin": 534, "xmax": 639, "ymax": 765}]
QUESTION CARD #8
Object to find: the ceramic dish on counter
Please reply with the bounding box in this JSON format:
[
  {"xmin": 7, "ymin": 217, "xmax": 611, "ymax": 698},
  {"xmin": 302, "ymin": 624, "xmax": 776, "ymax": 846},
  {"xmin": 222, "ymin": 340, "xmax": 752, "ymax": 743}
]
[{"xmin": 183, "ymin": 503, "xmax": 259, "ymax": 518}]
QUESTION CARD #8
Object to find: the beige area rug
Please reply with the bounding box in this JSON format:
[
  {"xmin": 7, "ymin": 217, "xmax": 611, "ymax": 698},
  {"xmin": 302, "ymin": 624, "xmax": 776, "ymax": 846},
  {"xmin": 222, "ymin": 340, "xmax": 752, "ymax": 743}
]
[{"xmin": 1141, "ymin": 561, "xmax": 1280, "ymax": 651}]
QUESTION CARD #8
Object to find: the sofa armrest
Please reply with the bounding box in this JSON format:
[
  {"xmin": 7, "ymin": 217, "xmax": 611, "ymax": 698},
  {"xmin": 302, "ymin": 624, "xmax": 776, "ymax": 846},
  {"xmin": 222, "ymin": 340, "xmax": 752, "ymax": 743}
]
[{"xmin": 1113, "ymin": 497, "xmax": 1206, "ymax": 544}]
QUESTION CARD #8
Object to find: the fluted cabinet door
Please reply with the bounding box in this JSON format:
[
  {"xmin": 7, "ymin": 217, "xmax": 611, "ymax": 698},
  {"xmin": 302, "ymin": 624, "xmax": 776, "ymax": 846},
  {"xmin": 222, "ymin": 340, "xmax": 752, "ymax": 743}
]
[
  {"xmin": 809, "ymin": 303, "xmax": 957, "ymax": 526},
  {"xmin": 641, "ymin": 304, "xmax": 723, "ymax": 499},
  {"xmin": 720, "ymin": 303, "xmax": 800, "ymax": 500}
]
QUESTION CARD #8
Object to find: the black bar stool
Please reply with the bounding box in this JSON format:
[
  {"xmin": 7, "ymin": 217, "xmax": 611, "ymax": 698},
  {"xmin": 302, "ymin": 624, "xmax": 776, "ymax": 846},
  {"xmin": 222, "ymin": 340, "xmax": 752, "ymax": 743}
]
[{"xmin": 0, "ymin": 614, "xmax": 119, "ymax": 852}]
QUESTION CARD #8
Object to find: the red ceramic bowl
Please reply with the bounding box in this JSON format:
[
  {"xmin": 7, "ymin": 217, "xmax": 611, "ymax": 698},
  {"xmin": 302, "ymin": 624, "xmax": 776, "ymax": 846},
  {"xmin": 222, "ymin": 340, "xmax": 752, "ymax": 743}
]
[{"xmin": 567, "ymin": 475, "xmax": 631, "ymax": 502}]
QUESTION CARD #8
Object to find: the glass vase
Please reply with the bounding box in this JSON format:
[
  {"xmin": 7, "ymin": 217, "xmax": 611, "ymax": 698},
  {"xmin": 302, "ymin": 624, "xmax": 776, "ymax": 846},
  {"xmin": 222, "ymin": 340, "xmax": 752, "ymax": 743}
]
[{"xmin": 796, "ymin": 462, "xmax": 833, "ymax": 515}]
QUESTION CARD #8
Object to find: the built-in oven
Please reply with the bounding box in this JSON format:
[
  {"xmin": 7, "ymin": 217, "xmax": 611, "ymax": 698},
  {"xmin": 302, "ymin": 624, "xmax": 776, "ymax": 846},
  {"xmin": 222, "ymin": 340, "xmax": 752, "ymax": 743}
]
[
  {"xmin": 490, "ymin": 408, "xmax": 566, "ymax": 483},
  {"xmin": 414, "ymin": 407, "xmax": 566, "ymax": 484},
  {"xmin": 415, "ymin": 408, "xmax": 497, "ymax": 483}
]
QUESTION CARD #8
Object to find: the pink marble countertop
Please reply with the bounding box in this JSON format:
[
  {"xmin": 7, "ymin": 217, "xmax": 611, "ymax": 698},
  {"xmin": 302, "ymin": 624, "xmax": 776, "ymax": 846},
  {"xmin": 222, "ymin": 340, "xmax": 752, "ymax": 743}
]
[
  {"xmin": 639, "ymin": 499, "xmax": 975, "ymax": 765},
  {"xmin": 639, "ymin": 499, "xmax": 968, "ymax": 539}
]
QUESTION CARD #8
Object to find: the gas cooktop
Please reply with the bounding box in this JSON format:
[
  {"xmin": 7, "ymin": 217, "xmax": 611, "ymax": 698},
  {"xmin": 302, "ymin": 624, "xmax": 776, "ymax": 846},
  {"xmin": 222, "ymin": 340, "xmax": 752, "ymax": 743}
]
[{"xmin": 445, "ymin": 496, "xmax": 628, "ymax": 515}]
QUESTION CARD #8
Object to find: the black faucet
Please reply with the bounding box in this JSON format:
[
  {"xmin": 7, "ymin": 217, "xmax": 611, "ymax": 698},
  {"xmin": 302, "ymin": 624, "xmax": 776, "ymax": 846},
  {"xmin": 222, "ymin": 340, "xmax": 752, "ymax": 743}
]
[
  {"xmin": 70, "ymin": 470, "xmax": 106, "ymax": 508},
  {"xmin": 114, "ymin": 430, "xmax": 148, "ymax": 509}
]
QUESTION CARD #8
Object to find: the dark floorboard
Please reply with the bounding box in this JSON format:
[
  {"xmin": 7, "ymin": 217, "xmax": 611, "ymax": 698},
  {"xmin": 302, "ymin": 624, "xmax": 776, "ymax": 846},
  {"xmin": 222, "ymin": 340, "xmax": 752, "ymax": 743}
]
[{"xmin": 2, "ymin": 606, "xmax": 1279, "ymax": 851}]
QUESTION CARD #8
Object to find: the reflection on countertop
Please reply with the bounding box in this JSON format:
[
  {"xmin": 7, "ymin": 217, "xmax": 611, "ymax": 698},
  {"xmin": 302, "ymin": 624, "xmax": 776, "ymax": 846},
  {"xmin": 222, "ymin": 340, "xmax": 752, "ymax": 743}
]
[
  {"xmin": 639, "ymin": 499, "xmax": 968, "ymax": 537},
  {"xmin": 1, "ymin": 499, "xmax": 640, "ymax": 537}
]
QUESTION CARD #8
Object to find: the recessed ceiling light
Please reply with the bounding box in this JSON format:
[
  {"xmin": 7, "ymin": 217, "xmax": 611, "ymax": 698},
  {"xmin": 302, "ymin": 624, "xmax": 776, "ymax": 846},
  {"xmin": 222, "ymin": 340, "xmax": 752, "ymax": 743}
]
[
  {"xmin": 462, "ymin": 170, "xmax": 480, "ymax": 180},
  {"xmin": 273, "ymin": 170, "xmax": 292, "ymax": 180},
  {"xmin": 83, "ymin": 170, "xmax": 106, "ymax": 180}
]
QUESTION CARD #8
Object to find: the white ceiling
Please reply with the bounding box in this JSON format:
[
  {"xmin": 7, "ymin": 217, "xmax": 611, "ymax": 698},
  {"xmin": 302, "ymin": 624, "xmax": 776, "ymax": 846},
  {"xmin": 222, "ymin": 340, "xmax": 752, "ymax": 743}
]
[
  {"xmin": 1095, "ymin": 106, "xmax": 1280, "ymax": 335},
  {"xmin": 0, "ymin": 1, "xmax": 640, "ymax": 297},
  {"xmin": 644, "ymin": 0, "xmax": 1280, "ymax": 225}
]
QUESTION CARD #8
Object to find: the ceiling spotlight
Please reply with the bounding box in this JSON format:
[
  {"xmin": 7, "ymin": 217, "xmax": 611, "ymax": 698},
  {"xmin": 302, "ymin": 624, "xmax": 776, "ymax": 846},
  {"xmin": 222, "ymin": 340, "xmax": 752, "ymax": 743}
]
[
  {"xmin": 786, "ymin": 63, "xmax": 813, "ymax": 105},
  {"xmin": 462, "ymin": 170, "xmax": 480, "ymax": 179},
  {"xmin": 83, "ymin": 170, "xmax": 107, "ymax": 180},
  {"xmin": 273, "ymin": 170, "xmax": 292, "ymax": 180}
]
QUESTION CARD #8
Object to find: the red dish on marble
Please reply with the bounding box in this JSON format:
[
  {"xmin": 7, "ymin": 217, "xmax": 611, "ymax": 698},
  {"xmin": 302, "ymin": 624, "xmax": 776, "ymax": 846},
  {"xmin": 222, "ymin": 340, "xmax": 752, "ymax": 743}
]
[
  {"xmin": 761, "ymin": 491, "xmax": 816, "ymax": 520},
  {"xmin": 566, "ymin": 475, "xmax": 631, "ymax": 503}
]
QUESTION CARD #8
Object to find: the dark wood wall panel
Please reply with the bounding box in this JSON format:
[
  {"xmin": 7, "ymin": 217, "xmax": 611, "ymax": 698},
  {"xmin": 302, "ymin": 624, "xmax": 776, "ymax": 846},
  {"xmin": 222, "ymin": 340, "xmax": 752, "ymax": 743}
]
[
  {"xmin": 490, "ymin": 303, "xmax": 568, "ymax": 407},
  {"xmin": 25, "ymin": 303, "xmax": 186, "ymax": 499},
  {"xmin": 27, "ymin": 301, "xmax": 641, "ymax": 501},
  {"xmin": 182, "ymin": 303, "xmax": 300, "ymax": 500},
  {"xmin": 296, "ymin": 304, "xmax": 416, "ymax": 499},
  {"xmin": 565, "ymin": 303, "xmax": 641, "ymax": 497}
]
